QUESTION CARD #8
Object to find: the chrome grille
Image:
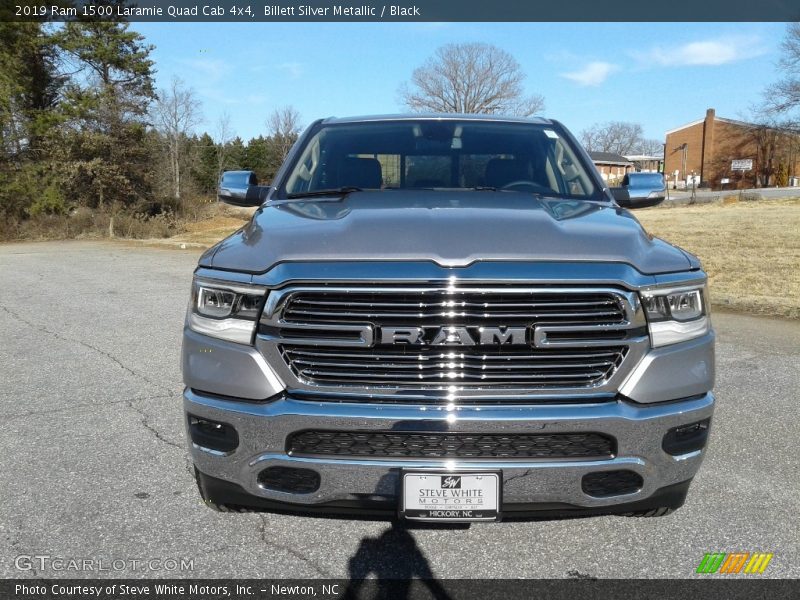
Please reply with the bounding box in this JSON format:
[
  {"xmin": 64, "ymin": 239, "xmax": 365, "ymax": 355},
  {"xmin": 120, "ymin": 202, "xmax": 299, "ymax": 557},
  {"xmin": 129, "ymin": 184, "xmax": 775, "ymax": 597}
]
[
  {"xmin": 282, "ymin": 290, "xmax": 626, "ymax": 325},
  {"xmin": 258, "ymin": 285, "xmax": 648, "ymax": 400},
  {"xmin": 280, "ymin": 346, "xmax": 628, "ymax": 388}
]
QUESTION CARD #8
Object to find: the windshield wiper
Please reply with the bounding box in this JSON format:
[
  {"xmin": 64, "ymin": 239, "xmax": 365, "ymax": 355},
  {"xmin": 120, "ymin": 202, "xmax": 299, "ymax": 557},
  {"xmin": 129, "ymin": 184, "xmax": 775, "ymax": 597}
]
[{"xmin": 286, "ymin": 186, "xmax": 363, "ymax": 199}]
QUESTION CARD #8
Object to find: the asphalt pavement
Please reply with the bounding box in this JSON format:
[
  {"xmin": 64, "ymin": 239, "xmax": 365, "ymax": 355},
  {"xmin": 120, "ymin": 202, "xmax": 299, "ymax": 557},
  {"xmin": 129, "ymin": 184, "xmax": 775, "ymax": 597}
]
[{"xmin": 0, "ymin": 241, "xmax": 797, "ymax": 579}]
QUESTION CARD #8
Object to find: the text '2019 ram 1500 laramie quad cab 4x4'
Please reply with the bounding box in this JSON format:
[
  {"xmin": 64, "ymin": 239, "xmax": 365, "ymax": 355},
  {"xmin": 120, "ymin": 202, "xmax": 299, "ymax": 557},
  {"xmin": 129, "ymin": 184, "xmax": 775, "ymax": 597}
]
[{"xmin": 182, "ymin": 115, "xmax": 714, "ymax": 522}]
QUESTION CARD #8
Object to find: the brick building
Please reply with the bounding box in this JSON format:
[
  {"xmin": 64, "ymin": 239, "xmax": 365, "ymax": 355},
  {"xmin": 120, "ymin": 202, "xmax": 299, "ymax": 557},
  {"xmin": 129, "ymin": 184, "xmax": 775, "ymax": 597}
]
[
  {"xmin": 664, "ymin": 108, "xmax": 800, "ymax": 189},
  {"xmin": 588, "ymin": 151, "xmax": 632, "ymax": 185}
]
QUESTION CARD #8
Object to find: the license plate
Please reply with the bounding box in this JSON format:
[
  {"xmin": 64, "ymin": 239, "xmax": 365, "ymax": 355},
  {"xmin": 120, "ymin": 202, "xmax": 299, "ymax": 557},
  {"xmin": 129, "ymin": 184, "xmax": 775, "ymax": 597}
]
[{"xmin": 401, "ymin": 472, "xmax": 500, "ymax": 522}]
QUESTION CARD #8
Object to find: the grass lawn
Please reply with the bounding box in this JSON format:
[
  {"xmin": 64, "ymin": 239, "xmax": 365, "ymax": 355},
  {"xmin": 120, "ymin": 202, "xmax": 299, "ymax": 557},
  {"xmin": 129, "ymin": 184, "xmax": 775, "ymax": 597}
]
[
  {"xmin": 635, "ymin": 199, "xmax": 800, "ymax": 319},
  {"xmin": 166, "ymin": 198, "xmax": 800, "ymax": 319}
]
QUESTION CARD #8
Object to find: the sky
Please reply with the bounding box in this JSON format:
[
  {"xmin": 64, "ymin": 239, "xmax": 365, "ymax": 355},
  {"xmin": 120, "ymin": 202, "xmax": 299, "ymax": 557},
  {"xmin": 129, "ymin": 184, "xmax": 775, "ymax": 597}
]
[{"xmin": 133, "ymin": 21, "xmax": 789, "ymax": 143}]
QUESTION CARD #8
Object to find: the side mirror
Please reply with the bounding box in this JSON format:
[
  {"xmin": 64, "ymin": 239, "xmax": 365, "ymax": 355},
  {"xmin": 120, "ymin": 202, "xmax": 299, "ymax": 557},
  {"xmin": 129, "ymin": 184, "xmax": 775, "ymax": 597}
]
[
  {"xmin": 610, "ymin": 186, "xmax": 665, "ymax": 209},
  {"xmin": 218, "ymin": 170, "xmax": 270, "ymax": 207}
]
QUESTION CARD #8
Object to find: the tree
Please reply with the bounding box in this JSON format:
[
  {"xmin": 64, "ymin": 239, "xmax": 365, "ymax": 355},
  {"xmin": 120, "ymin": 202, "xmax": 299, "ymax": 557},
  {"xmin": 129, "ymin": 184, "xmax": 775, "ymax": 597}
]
[
  {"xmin": 0, "ymin": 22, "xmax": 65, "ymax": 221},
  {"xmin": 213, "ymin": 112, "xmax": 234, "ymax": 183},
  {"xmin": 399, "ymin": 42, "xmax": 544, "ymax": 117},
  {"xmin": 190, "ymin": 132, "xmax": 219, "ymax": 194},
  {"xmin": 580, "ymin": 121, "xmax": 659, "ymax": 155},
  {"xmin": 153, "ymin": 77, "xmax": 202, "ymax": 200},
  {"xmin": 0, "ymin": 22, "xmax": 63, "ymax": 165},
  {"xmin": 638, "ymin": 138, "xmax": 665, "ymax": 156},
  {"xmin": 766, "ymin": 23, "xmax": 800, "ymax": 114},
  {"xmin": 52, "ymin": 18, "xmax": 156, "ymax": 208},
  {"xmin": 266, "ymin": 105, "xmax": 301, "ymax": 162}
]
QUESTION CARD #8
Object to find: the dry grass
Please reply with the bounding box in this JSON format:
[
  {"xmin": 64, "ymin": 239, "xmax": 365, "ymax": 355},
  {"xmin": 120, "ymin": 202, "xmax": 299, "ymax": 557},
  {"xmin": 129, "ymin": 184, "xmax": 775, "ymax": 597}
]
[{"xmin": 636, "ymin": 199, "xmax": 800, "ymax": 319}]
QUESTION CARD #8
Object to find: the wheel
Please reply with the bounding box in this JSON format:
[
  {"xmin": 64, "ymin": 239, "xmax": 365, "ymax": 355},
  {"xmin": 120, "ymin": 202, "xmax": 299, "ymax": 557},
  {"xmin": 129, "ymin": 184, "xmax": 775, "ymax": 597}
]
[{"xmin": 623, "ymin": 507, "xmax": 675, "ymax": 518}]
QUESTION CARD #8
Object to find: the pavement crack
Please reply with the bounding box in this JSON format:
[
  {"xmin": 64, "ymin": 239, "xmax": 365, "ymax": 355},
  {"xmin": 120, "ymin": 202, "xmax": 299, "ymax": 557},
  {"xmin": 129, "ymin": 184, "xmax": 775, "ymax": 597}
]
[
  {"xmin": 7, "ymin": 393, "xmax": 174, "ymax": 423},
  {"xmin": 0, "ymin": 304, "xmax": 171, "ymax": 395},
  {"xmin": 125, "ymin": 397, "xmax": 185, "ymax": 451},
  {"xmin": 257, "ymin": 514, "xmax": 332, "ymax": 577}
]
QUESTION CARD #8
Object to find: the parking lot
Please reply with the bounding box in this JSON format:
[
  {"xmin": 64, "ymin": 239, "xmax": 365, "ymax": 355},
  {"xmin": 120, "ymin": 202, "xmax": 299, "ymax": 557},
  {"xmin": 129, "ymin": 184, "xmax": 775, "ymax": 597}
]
[{"xmin": 1, "ymin": 241, "xmax": 798, "ymax": 579}]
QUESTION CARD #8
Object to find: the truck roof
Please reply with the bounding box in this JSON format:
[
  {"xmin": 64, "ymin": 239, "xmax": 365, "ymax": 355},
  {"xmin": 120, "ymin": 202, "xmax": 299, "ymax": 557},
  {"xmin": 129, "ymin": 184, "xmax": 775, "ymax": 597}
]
[{"xmin": 320, "ymin": 113, "xmax": 554, "ymax": 125}]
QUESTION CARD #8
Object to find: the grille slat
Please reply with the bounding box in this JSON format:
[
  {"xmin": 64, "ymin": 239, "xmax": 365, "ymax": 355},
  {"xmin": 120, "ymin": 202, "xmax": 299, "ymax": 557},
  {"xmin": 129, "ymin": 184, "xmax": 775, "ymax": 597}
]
[
  {"xmin": 288, "ymin": 430, "xmax": 615, "ymax": 460},
  {"xmin": 290, "ymin": 358, "xmax": 616, "ymax": 370},
  {"xmin": 284, "ymin": 348, "xmax": 623, "ymax": 361},
  {"xmin": 297, "ymin": 368, "xmax": 608, "ymax": 382}
]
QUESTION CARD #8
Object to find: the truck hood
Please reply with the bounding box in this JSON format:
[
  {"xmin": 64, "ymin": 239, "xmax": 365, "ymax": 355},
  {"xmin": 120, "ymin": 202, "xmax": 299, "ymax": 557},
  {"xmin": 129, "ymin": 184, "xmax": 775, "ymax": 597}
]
[{"xmin": 199, "ymin": 191, "xmax": 691, "ymax": 275}]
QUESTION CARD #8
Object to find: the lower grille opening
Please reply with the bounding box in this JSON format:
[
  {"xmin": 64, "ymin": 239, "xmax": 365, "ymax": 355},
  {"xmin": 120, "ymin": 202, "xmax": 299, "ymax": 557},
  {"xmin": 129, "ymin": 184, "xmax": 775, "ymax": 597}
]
[
  {"xmin": 582, "ymin": 470, "xmax": 643, "ymax": 497},
  {"xmin": 258, "ymin": 466, "xmax": 320, "ymax": 494},
  {"xmin": 287, "ymin": 430, "xmax": 615, "ymax": 460}
]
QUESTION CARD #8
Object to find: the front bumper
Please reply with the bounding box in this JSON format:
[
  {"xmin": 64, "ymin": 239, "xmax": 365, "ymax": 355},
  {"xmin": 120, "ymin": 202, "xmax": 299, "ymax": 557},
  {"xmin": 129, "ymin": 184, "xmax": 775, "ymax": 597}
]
[{"xmin": 184, "ymin": 389, "xmax": 714, "ymax": 514}]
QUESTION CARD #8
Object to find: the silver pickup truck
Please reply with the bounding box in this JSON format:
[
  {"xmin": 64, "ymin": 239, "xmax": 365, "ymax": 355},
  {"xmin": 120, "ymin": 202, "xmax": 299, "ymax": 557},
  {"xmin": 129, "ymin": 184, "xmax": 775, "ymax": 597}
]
[{"xmin": 182, "ymin": 114, "xmax": 714, "ymax": 522}]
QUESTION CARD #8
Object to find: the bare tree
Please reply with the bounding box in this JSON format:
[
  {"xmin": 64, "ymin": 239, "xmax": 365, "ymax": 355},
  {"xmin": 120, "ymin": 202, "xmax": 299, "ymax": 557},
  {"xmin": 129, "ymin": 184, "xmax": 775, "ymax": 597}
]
[
  {"xmin": 399, "ymin": 42, "xmax": 545, "ymax": 117},
  {"xmin": 266, "ymin": 106, "xmax": 301, "ymax": 161},
  {"xmin": 766, "ymin": 23, "xmax": 800, "ymax": 114},
  {"xmin": 153, "ymin": 77, "xmax": 201, "ymax": 200},
  {"xmin": 580, "ymin": 121, "xmax": 652, "ymax": 155},
  {"xmin": 638, "ymin": 138, "xmax": 665, "ymax": 156},
  {"xmin": 214, "ymin": 112, "xmax": 234, "ymax": 183}
]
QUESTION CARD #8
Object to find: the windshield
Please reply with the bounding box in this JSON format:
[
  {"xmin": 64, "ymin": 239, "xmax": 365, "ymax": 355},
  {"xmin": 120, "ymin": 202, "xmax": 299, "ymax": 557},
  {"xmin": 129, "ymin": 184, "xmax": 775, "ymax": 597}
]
[{"xmin": 280, "ymin": 120, "xmax": 601, "ymax": 199}]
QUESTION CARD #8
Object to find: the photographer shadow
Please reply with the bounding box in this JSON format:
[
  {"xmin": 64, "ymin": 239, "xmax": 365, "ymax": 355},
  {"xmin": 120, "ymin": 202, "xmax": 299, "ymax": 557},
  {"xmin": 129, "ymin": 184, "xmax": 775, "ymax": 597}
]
[{"xmin": 341, "ymin": 521, "xmax": 454, "ymax": 600}]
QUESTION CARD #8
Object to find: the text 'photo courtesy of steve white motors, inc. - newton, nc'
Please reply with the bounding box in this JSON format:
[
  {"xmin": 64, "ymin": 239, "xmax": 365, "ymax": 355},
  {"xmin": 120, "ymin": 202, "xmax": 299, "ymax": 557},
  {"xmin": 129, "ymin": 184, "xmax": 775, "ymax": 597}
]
[{"xmin": 16, "ymin": 3, "xmax": 422, "ymax": 19}]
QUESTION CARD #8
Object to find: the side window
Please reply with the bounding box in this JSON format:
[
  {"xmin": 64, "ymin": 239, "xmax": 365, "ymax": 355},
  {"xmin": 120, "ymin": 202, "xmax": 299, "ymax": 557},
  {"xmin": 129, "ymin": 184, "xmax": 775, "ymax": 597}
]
[
  {"xmin": 552, "ymin": 139, "xmax": 593, "ymax": 196},
  {"xmin": 286, "ymin": 136, "xmax": 321, "ymax": 193}
]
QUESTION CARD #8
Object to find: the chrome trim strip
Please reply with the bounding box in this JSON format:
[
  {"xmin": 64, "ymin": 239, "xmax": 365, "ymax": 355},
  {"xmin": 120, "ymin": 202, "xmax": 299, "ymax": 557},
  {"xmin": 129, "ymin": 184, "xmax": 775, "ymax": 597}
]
[
  {"xmin": 251, "ymin": 261, "xmax": 668, "ymax": 289},
  {"xmin": 260, "ymin": 322, "xmax": 374, "ymax": 347}
]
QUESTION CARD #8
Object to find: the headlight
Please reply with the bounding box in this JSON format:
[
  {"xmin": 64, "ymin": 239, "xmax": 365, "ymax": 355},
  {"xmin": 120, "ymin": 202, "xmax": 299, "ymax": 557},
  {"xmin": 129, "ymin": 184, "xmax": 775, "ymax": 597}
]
[
  {"xmin": 641, "ymin": 285, "xmax": 710, "ymax": 347},
  {"xmin": 187, "ymin": 278, "xmax": 266, "ymax": 344}
]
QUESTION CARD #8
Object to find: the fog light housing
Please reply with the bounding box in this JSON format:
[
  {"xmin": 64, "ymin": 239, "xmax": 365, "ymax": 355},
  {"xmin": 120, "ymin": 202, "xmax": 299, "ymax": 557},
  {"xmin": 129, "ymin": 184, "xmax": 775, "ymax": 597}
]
[
  {"xmin": 662, "ymin": 418, "xmax": 711, "ymax": 455},
  {"xmin": 188, "ymin": 415, "xmax": 239, "ymax": 453}
]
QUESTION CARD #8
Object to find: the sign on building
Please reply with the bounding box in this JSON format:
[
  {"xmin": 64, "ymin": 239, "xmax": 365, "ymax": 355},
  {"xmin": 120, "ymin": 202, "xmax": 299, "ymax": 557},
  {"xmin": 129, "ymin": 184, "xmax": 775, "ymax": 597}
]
[{"xmin": 731, "ymin": 159, "xmax": 753, "ymax": 171}]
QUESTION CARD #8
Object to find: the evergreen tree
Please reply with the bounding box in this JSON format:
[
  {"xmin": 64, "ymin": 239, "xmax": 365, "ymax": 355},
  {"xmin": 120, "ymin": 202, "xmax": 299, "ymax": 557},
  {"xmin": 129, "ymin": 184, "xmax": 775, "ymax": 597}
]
[
  {"xmin": 190, "ymin": 132, "xmax": 220, "ymax": 194},
  {"xmin": 52, "ymin": 17, "xmax": 156, "ymax": 208}
]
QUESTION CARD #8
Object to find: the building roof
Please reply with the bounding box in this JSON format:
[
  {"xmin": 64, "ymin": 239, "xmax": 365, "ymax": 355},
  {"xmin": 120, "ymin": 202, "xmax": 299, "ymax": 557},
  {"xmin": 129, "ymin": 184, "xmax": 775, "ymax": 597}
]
[
  {"xmin": 664, "ymin": 115, "xmax": 756, "ymax": 136},
  {"xmin": 624, "ymin": 154, "xmax": 664, "ymax": 161},
  {"xmin": 588, "ymin": 151, "xmax": 632, "ymax": 166}
]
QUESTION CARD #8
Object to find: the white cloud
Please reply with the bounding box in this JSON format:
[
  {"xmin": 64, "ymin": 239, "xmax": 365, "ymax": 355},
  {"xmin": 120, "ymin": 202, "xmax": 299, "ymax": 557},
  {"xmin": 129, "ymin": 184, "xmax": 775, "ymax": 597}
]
[
  {"xmin": 641, "ymin": 35, "xmax": 766, "ymax": 67},
  {"xmin": 180, "ymin": 58, "xmax": 227, "ymax": 81},
  {"xmin": 561, "ymin": 62, "xmax": 619, "ymax": 87},
  {"xmin": 276, "ymin": 62, "xmax": 305, "ymax": 79}
]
